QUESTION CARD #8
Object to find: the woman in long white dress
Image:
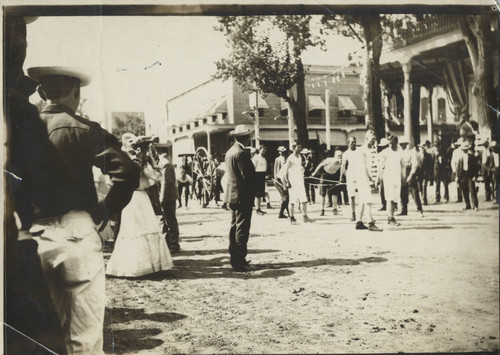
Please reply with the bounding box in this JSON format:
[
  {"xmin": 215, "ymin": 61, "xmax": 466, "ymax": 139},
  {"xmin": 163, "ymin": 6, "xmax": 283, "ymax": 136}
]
[{"xmin": 106, "ymin": 135, "xmax": 173, "ymax": 277}]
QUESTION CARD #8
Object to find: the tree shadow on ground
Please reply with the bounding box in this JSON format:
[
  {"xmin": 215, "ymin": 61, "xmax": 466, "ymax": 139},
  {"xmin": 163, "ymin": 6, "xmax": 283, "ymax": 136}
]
[
  {"xmin": 103, "ymin": 328, "xmax": 163, "ymax": 353},
  {"xmin": 104, "ymin": 307, "xmax": 187, "ymax": 325},
  {"xmin": 136, "ymin": 256, "xmax": 295, "ymax": 280},
  {"xmin": 136, "ymin": 255, "xmax": 387, "ymax": 281},
  {"xmin": 174, "ymin": 248, "xmax": 279, "ymax": 257},
  {"xmin": 253, "ymin": 256, "xmax": 388, "ymax": 270},
  {"xmin": 103, "ymin": 308, "xmax": 187, "ymax": 353},
  {"xmin": 178, "ymin": 218, "xmax": 220, "ymax": 226}
]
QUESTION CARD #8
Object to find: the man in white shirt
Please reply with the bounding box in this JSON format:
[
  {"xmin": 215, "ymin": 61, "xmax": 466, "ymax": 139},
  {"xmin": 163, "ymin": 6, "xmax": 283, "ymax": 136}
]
[
  {"xmin": 351, "ymin": 131, "xmax": 382, "ymax": 231},
  {"xmin": 252, "ymin": 145, "xmax": 268, "ymax": 215},
  {"xmin": 378, "ymin": 136, "xmax": 404, "ymax": 225},
  {"xmin": 451, "ymin": 138, "xmax": 464, "ymax": 203}
]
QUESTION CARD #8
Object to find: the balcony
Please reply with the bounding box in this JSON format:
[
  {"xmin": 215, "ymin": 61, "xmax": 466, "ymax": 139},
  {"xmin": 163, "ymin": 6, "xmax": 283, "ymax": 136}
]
[{"xmin": 391, "ymin": 15, "xmax": 460, "ymax": 49}]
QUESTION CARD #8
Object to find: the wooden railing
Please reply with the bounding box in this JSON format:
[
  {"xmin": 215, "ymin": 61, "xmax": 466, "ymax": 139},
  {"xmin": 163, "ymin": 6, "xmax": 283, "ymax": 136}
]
[{"xmin": 391, "ymin": 15, "xmax": 460, "ymax": 49}]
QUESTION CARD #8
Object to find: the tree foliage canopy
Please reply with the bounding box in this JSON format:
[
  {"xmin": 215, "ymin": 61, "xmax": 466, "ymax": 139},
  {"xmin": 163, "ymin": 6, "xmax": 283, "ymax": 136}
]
[
  {"xmin": 111, "ymin": 112, "xmax": 145, "ymax": 139},
  {"xmin": 214, "ymin": 15, "xmax": 324, "ymax": 99}
]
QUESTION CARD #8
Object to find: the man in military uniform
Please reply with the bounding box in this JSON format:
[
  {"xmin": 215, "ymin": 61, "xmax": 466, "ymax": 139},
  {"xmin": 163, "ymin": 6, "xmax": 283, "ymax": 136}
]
[{"xmin": 27, "ymin": 66, "xmax": 140, "ymax": 354}]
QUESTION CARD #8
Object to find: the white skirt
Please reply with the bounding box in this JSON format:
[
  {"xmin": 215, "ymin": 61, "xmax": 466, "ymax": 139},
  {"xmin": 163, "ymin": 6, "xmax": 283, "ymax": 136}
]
[{"xmin": 106, "ymin": 190, "xmax": 173, "ymax": 277}]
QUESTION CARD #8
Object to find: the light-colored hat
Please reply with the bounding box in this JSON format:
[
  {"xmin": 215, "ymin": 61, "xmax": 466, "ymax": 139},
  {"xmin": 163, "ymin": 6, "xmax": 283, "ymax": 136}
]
[
  {"xmin": 27, "ymin": 66, "xmax": 92, "ymax": 87},
  {"xmin": 399, "ymin": 136, "xmax": 409, "ymax": 144},
  {"xmin": 379, "ymin": 138, "xmax": 389, "ymax": 147},
  {"xmin": 301, "ymin": 148, "xmax": 311, "ymax": 155},
  {"xmin": 229, "ymin": 124, "xmax": 254, "ymax": 137},
  {"xmin": 277, "ymin": 146, "xmax": 287, "ymax": 152},
  {"xmin": 490, "ymin": 141, "xmax": 497, "ymax": 148}
]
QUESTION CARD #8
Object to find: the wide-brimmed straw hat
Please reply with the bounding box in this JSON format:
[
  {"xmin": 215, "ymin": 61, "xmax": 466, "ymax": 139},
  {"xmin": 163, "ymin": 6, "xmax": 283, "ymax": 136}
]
[
  {"xmin": 229, "ymin": 124, "xmax": 254, "ymax": 137},
  {"xmin": 277, "ymin": 146, "xmax": 287, "ymax": 152},
  {"xmin": 27, "ymin": 66, "xmax": 92, "ymax": 87},
  {"xmin": 301, "ymin": 148, "xmax": 311, "ymax": 155}
]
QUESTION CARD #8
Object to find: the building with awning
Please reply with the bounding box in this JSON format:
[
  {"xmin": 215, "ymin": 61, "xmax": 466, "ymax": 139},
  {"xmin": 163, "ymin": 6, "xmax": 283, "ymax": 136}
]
[
  {"xmin": 164, "ymin": 64, "xmax": 365, "ymax": 162},
  {"xmin": 379, "ymin": 15, "xmax": 497, "ymax": 147}
]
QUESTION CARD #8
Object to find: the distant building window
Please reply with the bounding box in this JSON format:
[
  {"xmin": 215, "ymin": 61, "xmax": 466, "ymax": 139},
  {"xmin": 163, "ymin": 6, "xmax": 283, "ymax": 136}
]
[
  {"xmin": 203, "ymin": 118, "xmax": 207, "ymax": 124},
  {"xmin": 338, "ymin": 110, "xmax": 352, "ymax": 118},
  {"xmin": 258, "ymin": 108, "xmax": 264, "ymax": 117},
  {"xmin": 309, "ymin": 109, "xmax": 322, "ymax": 118},
  {"xmin": 194, "ymin": 122, "xmax": 199, "ymax": 127}
]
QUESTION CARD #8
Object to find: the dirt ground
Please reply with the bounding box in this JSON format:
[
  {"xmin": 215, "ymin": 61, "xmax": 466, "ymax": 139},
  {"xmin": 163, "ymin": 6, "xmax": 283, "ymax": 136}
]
[{"xmin": 103, "ymin": 183, "xmax": 499, "ymax": 354}]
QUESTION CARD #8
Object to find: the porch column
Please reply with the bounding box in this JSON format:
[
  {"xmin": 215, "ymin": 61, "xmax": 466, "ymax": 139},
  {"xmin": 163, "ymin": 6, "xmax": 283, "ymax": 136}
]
[
  {"xmin": 402, "ymin": 62, "xmax": 412, "ymax": 144},
  {"xmin": 206, "ymin": 128, "xmax": 212, "ymax": 155},
  {"xmin": 427, "ymin": 86, "xmax": 434, "ymax": 144},
  {"xmin": 325, "ymin": 89, "xmax": 331, "ymax": 151}
]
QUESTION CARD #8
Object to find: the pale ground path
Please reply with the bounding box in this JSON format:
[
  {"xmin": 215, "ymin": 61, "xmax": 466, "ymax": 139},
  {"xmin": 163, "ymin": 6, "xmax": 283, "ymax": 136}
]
[{"xmin": 104, "ymin": 182, "xmax": 499, "ymax": 354}]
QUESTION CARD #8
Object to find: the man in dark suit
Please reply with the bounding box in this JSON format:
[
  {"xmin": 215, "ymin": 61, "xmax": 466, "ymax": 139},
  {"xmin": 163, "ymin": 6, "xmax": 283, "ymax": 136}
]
[
  {"xmin": 224, "ymin": 124, "xmax": 256, "ymax": 272},
  {"xmin": 457, "ymin": 141, "xmax": 479, "ymax": 210}
]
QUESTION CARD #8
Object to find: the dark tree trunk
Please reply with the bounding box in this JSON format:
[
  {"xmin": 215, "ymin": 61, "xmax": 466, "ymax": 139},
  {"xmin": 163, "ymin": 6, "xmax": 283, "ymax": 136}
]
[
  {"xmin": 294, "ymin": 59, "xmax": 309, "ymax": 146},
  {"xmin": 360, "ymin": 15, "xmax": 385, "ymax": 142},
  {"xmin": 474, "ymin": 16, "xmax": 497, "ymax": 136},
  {"xmin": 459, "ymin": 15, "xmax": 498, "ymax": 136},
  {"xmin": 411, "ymin": 83, "xmax": 421, "ymax": 146}
]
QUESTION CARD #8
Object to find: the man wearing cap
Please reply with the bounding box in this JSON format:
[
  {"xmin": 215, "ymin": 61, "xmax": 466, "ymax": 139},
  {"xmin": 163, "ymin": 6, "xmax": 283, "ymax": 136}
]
[
  {"xmin": 224, "ymin": 124, "xmax": 256, "ymax": 271},
  {"xmin": 456, "ymin": 141, "xmax": 479, "ymax": 210},
  {"xmin": 27, "ymin": 66, "xmax": 140, "ymax": 354}
]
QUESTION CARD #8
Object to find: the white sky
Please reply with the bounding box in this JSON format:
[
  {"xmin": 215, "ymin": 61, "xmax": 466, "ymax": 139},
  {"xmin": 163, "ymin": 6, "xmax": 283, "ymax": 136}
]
[{"xmin": 24, "ymin": 16, "xmax": 363, "ymax": 127}]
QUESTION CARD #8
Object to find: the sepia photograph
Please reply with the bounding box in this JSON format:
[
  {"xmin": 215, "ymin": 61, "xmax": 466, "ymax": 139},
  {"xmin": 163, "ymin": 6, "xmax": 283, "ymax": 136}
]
[{"xmin": 3, "ymin": 1, "xmax": 499, "ymax": 354}]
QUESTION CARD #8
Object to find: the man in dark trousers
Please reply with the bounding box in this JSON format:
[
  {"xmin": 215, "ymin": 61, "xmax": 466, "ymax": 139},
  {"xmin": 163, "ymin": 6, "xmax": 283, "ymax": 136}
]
[
  {"xmin": 27, "ymin": 65, "xmax": 140, "ymax": 354},
  {"xmin": 224, "ymin": 124, "xmax": 256, "ymax": 272},
  {"xmin": 159, "ymin": 149, "xmax": 180, "ymax": 253},
  {"xmin": 457, "ymin": 141, "xmax": 479, "ymax": 210}
]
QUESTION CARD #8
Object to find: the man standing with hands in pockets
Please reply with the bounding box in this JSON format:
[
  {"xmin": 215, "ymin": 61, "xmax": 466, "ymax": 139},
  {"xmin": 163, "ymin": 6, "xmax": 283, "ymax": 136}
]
[{"xmin": 224, "ymin": 125, "xmax": 256, "ymax": 272}]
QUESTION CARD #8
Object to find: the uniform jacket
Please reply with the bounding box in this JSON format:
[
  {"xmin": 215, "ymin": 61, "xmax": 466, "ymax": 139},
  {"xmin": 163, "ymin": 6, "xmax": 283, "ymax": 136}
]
[
  {"xmin": 224, "ymin": 142, "xmax": 255, "ymax": 204},
  {"xmin": 39, "ymin": 103, "xmax": 140, "ymax": 222},
  {"xmin": 158, "ymin": 155, "xmax": 179, "ymax": 202}
]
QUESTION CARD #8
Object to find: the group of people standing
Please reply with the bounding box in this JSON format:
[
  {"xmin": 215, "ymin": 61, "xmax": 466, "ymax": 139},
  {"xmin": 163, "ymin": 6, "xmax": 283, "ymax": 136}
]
[{"xmin": 5, "ymin": 16, "xmax": 182, "ymax": 351}]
